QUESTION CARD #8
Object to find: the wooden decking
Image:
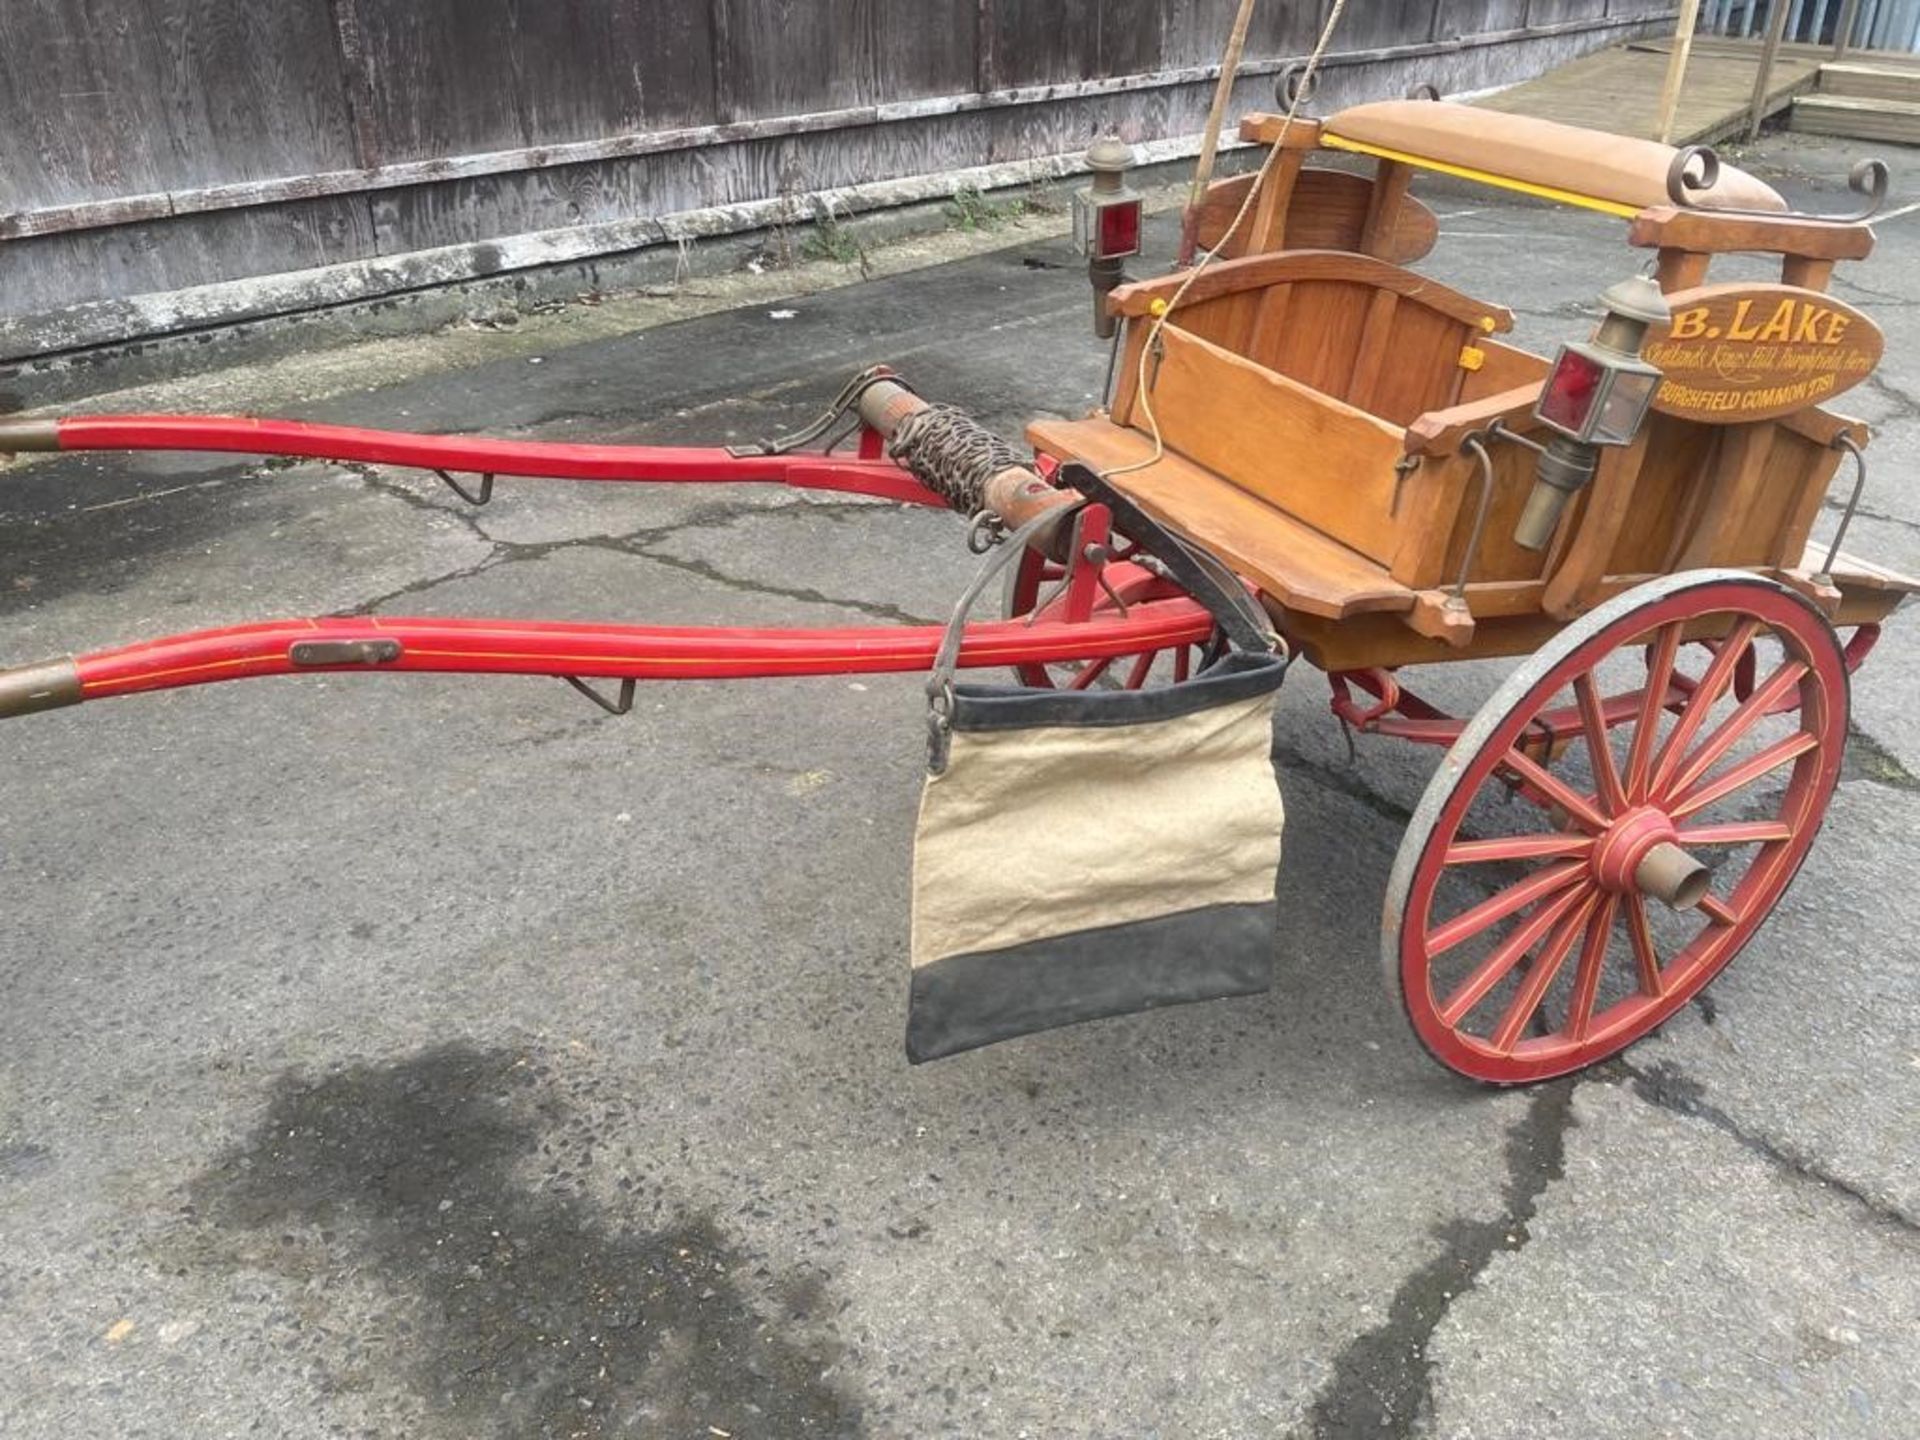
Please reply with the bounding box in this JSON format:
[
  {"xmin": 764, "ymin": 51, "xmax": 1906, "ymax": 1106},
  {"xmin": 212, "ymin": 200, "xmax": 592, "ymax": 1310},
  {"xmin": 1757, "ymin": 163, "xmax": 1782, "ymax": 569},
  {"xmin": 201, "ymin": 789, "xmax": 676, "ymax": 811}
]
[{"xmin": 1474, "ymin": 35, "xmax": 1824, "ymax": 145}]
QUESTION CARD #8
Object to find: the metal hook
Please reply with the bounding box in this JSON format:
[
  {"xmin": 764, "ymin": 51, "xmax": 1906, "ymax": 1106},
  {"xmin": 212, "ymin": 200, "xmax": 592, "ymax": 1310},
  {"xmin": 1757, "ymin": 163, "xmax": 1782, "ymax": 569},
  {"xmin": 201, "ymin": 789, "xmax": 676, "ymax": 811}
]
[
  {"xmin": 434, "ymin": 469, "xmax": 495, "ymax": 506},
  {"xmin": 562, "ymin": 676, "xmax": 638, "ymax": 716},
  {"xmin": 1818, "ymin": 434, "xmax": 1870, "ymax": 584},
  {"xmin": 1453, "ymin": 436, "xmax": 1500, "ymax": 606}
]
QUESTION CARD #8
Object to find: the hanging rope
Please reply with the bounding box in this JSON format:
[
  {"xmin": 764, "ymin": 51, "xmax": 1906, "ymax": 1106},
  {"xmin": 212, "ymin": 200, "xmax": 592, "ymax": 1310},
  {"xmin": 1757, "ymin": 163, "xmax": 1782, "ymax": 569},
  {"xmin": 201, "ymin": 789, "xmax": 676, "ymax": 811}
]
[{"xmin": 1106, "ymin": 0, "xmax": 1351, "ymax": 481}]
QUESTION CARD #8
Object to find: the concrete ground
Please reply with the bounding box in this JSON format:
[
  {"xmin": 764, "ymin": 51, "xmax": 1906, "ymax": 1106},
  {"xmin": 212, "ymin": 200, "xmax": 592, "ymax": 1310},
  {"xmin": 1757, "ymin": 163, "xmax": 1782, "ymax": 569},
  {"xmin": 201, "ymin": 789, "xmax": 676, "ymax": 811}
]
[{"xmin": 2, "ymin": 131, "xmax": 1918, "ymax": 1439}]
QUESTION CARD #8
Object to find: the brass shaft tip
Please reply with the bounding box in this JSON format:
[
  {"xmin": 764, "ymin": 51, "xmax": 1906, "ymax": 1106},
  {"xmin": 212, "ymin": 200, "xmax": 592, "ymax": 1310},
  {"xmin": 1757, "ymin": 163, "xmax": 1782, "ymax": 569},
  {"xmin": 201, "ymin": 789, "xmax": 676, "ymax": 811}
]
[{"xmin": 0, "ymin": 658, "xmax": 83, "ymax": 719}]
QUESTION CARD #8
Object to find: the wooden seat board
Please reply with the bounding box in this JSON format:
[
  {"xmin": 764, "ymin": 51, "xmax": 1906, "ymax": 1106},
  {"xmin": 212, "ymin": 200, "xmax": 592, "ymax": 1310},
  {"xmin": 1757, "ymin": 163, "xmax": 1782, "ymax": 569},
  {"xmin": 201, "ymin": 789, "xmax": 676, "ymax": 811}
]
[
  {"xmin": 1798, "ymin": 539, "xmax": 1920, "ymax": 595},
  {"xmin": 1026, "ymin": 416, "xmax": 1415, "ymax": 620}
]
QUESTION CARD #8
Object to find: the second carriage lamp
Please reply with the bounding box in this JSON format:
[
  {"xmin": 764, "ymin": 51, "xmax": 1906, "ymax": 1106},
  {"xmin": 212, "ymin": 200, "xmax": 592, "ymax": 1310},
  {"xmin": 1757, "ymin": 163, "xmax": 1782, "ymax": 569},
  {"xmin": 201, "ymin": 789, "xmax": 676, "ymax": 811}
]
[
  {"xmin": 1514, "ymin": 275, "xmax": 1671, "ymax": 551},
  {"xmin": 1074, "ymin": 135, "xmax": 1144, "ymax": 340}
]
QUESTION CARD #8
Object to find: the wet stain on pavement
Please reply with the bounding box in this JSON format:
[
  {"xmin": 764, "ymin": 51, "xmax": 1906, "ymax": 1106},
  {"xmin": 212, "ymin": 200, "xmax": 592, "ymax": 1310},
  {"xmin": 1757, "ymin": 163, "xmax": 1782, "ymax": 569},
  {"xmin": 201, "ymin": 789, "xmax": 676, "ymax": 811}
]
[
  {"xmin": 185, "ymin": 1043, "xmax": 856, "ymax": 1437},
  {"xmin": 0, "ymin": 1141, "xmax": 55, "ymax": 1182}
]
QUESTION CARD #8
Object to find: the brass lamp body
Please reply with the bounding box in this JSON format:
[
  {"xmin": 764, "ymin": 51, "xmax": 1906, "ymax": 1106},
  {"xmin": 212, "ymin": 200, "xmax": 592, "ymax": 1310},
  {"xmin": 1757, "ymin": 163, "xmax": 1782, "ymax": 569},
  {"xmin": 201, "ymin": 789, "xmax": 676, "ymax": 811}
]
[{"xmin": 1514, "ymin": 276, "xmax": 1672, "ymax": 552}]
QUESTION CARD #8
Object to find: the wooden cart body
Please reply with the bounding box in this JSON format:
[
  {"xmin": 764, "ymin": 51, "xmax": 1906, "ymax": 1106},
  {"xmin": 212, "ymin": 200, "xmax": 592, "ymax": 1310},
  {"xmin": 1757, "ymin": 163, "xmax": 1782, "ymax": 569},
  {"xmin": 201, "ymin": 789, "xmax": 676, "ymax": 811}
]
[{"xmin": 1029, "ymin": 100, "xmax": 1918, "ymax": 674}]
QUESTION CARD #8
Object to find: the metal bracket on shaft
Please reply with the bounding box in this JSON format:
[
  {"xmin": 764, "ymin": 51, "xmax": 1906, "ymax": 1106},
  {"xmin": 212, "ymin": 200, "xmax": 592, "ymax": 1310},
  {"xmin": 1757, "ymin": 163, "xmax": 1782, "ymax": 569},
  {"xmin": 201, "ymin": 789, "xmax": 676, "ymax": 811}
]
[
  {"xmin": 434, "ymin": 469, "xmax": 496, "ymax": 506},
  {"xmin": 563, "ymin": 676, "xmax": 638, "ymax": 716}
]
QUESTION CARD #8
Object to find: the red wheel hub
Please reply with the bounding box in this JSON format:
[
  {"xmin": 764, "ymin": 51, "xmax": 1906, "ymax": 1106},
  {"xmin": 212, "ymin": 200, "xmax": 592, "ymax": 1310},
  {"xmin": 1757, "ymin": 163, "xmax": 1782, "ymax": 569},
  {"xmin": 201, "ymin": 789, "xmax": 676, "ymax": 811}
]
[{"xmin": 1591, "ymin": 807, "xmax": 1678, "ymax": 895}]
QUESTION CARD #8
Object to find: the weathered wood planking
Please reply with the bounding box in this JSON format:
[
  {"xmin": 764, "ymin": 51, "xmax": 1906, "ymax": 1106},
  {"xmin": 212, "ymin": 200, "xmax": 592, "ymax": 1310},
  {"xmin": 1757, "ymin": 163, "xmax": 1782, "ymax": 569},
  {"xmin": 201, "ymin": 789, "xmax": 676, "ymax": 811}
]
[
  {"xmin": 347, "ymin": 0, "xmax": 717, "ymax": 161},
  {"xmin": 0, "ymin": 1, "xmax": 1676, "ymax": 354},
  {"xmin": 0, "ymin": 195, "xmax": 381, "ymax": 315},
  {"xmin": 0, "ymin": 0, "xmax": 359, "ymax": 207}
]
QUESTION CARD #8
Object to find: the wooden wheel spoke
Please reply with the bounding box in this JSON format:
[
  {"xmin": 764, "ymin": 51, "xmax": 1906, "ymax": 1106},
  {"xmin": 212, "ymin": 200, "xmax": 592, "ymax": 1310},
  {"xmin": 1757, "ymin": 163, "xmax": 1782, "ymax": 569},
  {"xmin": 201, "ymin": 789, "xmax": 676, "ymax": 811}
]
[
  {"xmin": 1123, "ymin": 651, "xmax": 1158, "ymax": 690},
  {"xmin": 1174, "ymin": 647, "xmax": 1192, "ymax": 682},
  {"xmin": 1438, "ymin": 882, "xmax": 1592, "ymax": 1026},
  {"xmin": 1624, "ymin": 894, "xmax": 1666, "ymax": 997},
  {"xmin": 1698, "ymin": 892, "xmax": 1742, "ymax": 928},
  {"xmin": 1443, "ymin": 833, "xmax": 1595, "ymax": 866},
  {"xmin": 1669, "ymin": 732, "xmax": 1819, "ymax": 820},
  {"xmin": 1491, "ymin": 891, "xmax": 1599, "ymax": 1054},
  {"xmin": 1663, "ymin": 660, "xmax": 1808, "ymax": 801},
  {"xmin": 1574, "ymin": 672, "xmax": 1628, "ymax": 817},
  {"xmin": 1498, "ymin": 746, "xmax": 1608, "ymax": 832},
  {"xmin": 1675, "ymin": 819, "xmax": 1793, "ymax": 847},
  {"xmin": 1427, "ymin": 859, "xmax": 1588, "ymax": 958},
  {"xmin": 1627, "ymin": 623, "xmax": 1683, "ymax": 803},
  {"xmin": 1564, "ymin": 892, "xmax": 1620, "ymax": 1044},
  {"xmin": 1649, "ymin": 619, "xmax": 1759, "ymax": 796},
  {"xmin": 1067, "ymin": 655, "xmax": 1115, "ymax": 691}
]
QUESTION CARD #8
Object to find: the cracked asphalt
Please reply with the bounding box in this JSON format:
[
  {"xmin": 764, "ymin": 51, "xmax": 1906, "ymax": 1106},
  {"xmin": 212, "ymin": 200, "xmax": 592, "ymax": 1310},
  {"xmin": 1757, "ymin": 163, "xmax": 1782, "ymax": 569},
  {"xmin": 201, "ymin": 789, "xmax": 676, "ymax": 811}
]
[{"xmin": 3, "ymin": 131, "xmax": 1918, "ymax": 1438}]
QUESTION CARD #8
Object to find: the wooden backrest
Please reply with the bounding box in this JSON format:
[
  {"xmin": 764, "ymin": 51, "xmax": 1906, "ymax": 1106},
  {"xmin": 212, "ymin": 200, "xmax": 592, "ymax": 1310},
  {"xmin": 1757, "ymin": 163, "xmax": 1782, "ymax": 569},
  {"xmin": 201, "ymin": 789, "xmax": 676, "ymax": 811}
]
[{"xmin": 1108, "ymin": 252, "xmax": 1515, "ymax": 428}]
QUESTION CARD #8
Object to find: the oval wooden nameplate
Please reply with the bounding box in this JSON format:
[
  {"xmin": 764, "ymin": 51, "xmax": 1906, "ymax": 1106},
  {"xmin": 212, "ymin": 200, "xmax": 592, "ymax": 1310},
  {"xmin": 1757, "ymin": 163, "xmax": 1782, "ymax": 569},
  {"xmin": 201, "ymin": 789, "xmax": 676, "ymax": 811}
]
[{"xmin": 1646, "ymin": 283, "xmax": 1882, "ymax": 424}]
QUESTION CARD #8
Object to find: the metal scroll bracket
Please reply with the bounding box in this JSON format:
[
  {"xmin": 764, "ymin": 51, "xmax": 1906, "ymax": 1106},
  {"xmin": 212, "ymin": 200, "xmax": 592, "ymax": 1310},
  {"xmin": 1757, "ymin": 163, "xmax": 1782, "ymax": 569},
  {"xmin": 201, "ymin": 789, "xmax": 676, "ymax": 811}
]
[
  {"xmin": 1666, "ymin": 146, "xmax": 1890, "ymax": 224},
  {"xmin": 725, "ymin": 365, "xmax": 912, "ymax": 458}
]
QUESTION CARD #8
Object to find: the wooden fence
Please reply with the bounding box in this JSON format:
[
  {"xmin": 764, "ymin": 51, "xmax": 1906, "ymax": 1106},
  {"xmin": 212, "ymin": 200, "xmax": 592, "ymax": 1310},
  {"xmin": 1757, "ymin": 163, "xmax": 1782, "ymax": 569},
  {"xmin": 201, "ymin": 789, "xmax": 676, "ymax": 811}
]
[{"xmin": 0, "ymin": 1, "xmax": 1672, "ymax": 360}]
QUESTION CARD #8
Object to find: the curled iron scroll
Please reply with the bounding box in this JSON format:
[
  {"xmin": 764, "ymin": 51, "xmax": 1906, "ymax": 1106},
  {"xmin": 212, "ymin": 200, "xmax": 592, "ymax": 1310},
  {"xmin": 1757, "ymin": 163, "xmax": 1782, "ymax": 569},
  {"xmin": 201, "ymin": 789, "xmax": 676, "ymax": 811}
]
[
  {"xmin": 1666, "ymin": 144, "xmax": 1890, "ymax": 223},
  {"xmin": 1405, "ymin": 82, "xmax": 1444, "ymax": 101}
]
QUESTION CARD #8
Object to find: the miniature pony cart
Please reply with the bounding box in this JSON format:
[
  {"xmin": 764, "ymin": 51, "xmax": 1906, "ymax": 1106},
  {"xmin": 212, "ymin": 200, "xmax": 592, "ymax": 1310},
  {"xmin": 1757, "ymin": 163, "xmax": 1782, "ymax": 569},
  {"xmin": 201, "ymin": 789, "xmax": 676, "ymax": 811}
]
[{"xmin": 2, "ymin": 100, "xmax": 1913, "ymax": 1084}]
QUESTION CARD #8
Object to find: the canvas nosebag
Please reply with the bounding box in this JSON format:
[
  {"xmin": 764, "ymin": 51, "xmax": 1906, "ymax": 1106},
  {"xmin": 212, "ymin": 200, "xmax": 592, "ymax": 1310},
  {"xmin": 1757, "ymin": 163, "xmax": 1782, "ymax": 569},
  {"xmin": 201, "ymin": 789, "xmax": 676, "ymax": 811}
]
[{"xmin": 908, "ymin": 493, "xmax": 1289, "ymax": 1063}]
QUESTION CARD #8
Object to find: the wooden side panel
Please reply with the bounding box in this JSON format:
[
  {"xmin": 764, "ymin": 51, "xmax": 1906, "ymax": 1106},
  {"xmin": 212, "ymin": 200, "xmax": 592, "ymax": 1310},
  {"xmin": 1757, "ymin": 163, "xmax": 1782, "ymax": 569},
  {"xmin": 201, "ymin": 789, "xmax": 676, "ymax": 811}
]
[
  {"xmin": 1594, "ymin": 414, "xmax": 1721, "ymax": 581},
  {"xmin": 1192, "ymin": 168, "xmax": 1440, "ymax": 263},
  {"xmin": 1678, "ymin": 424, "xmax": 1845, "ymax": 571},
  {"xmin": 1143, "ymin": 327, "xmax": 1409, "ymax": 564},
  {"xmin": 1461, "ymin": 338, "xmax": 1549, "ymax": 400},
  {"xmin": 1254, "ymin": 281, "xmax": 1377, "ymax": 399},
  {"xmin": 1368, "ymin": 304, "xmax": 1471, "ymax": 426}
]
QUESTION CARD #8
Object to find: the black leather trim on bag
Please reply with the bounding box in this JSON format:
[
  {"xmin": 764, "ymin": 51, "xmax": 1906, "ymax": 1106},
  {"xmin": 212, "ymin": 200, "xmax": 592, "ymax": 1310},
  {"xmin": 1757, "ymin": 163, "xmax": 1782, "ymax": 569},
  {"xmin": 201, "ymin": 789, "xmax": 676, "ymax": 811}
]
[{"xmin": 949, "ymin": 650, "xmax": 1287, "ymax": 732}]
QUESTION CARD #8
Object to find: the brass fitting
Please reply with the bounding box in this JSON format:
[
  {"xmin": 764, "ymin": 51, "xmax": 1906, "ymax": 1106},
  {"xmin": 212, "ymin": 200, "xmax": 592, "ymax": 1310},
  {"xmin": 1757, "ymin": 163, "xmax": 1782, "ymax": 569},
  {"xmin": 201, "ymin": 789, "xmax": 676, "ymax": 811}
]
[
  {"xmin": 0, "ymin": 417, "xmax": 60, "ymax": 467},
  {"xmin": 0, "ymin": 658, "xmax": 83, "ymax": 720}
]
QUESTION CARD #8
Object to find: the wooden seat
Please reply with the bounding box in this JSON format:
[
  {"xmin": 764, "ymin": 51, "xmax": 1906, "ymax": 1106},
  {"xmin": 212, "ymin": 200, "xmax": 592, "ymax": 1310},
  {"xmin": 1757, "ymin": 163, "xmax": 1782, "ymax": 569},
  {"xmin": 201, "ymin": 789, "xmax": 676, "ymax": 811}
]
[
  {"xmin": 1027, "ymin": 415, "xmax": 1414, "ymax": 621},
  {"xmin": 1315, "ymin": 101, "xmax": 1788, "ymax": 215},
  {"xmin": 1798, "ymin": 539, "xmax": 1920, "ymax": 596}
]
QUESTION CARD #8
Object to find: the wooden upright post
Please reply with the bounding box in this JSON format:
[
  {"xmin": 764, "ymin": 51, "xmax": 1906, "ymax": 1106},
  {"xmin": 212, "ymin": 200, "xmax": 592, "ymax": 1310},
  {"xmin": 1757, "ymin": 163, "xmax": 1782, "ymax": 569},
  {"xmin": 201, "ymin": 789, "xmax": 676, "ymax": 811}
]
[
  {"xmin": 1656, "ymin": 0, "xmax": 1705, "ymax": 144},
  {"xmin": 1180, "ymin": 0, "xmax": 1263, "ymax": 266},
  {"xmin": 1832, "ymin": 0, "xmax": 1862, "ymax": 57},
  {"xmin": 1745, "ymin": 0, "xmax": 1793, "ymax": 142}
]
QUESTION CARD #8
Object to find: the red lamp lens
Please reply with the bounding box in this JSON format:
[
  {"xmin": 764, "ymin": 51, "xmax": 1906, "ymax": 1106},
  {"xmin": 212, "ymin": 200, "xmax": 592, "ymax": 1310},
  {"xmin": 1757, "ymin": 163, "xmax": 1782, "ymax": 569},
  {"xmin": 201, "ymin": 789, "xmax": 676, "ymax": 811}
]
[
  {"xmin": 1539, "ymin": 349, "xmax": 1605, "ymax": 434},
  {"xmin": 1097, "ymin": 200, "xmax": 1142, "ymax": 260}
]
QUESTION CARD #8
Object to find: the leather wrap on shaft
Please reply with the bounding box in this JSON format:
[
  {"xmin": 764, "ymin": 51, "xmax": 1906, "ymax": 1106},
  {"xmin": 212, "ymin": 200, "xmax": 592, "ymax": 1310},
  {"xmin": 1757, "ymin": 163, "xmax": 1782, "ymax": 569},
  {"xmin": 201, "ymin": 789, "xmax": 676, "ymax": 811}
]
[{"xmin": 854, "ymin": 379, "xmax": 1071, "ymax": 535}]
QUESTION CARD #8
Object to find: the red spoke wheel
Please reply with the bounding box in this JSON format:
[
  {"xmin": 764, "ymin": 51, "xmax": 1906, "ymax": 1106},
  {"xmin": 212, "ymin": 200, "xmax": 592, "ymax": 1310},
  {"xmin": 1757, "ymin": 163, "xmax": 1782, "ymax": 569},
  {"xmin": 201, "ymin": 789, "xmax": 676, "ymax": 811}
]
[
  {"xmin": 1004, "ymin": 544, "xmax": 1214, "ymax": 690},
  {"xmin": 1383, "ymin": 571, "xmax": 1849, "ymax": 1085}
]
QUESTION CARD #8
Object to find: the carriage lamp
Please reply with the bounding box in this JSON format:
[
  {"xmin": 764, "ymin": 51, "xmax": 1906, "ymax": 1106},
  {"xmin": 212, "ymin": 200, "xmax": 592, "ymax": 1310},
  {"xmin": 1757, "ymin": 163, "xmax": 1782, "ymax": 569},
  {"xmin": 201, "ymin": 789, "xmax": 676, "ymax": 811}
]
[
  {"xmin": 1514, "ymin": 275, "xmax": 1671, "ymax": 551},
  {"xmin": 1074, "ymin": 135, "xmax": 1144, "ymax": 340}
]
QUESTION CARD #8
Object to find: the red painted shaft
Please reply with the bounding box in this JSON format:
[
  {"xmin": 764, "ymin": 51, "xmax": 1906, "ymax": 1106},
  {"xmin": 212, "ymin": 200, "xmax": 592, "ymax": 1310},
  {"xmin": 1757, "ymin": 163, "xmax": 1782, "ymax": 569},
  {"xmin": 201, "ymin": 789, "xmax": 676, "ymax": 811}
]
[
  {"xmin": 21, "ymin": 415, "xmax": 944, "ymax": 505},
  {"xmin": 67, "ymin": 603, "xmax": 1215, "ymax": 703}
]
